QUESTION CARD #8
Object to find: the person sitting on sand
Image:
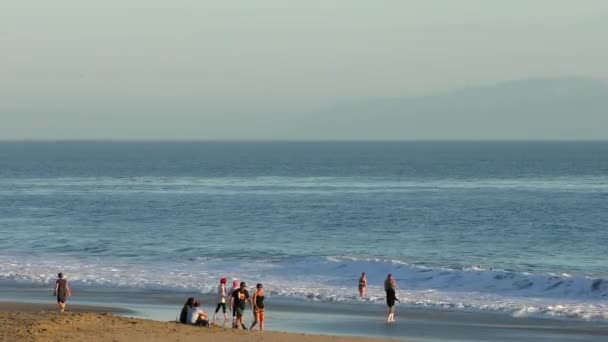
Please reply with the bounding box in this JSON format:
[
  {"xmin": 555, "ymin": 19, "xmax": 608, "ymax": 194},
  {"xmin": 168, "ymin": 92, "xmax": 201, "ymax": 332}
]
[
  {"xmin": 229, "ymin": 280, "xmax": 240, "ymax": 328},
  {"xmin": 249, "ymin": 283, "xmax": 266, "ymax": 331},
  {"xmin": 230, "ymin": 281, "xmax": 252, "ymax": 330},
  {"xmin": 358, "ymin": 272, "xmax": 368, "ymax": 298},
  {"xmin": 179, "ymin": 297, "xmax": 195, "ymax": 324},
  {"xmin": 187, "ymin": 300, "xmax": 210, "ymax": 327},
  {"xmin": 53, "ymin": 273, "xmax": 71, "ymax": 313},
  {"xmin": 212, "ymin": 278, "xmax": 229, "ymax": 326}
]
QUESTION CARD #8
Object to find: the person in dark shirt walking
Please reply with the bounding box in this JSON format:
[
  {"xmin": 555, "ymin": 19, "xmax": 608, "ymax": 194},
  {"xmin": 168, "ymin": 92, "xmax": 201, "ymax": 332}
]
[{"xmin": 230, "ymin": 281, "xmax": 252, "ymax": 330}]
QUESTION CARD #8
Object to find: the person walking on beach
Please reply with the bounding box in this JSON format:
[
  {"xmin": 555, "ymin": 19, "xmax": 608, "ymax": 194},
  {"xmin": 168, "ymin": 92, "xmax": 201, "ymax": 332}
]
[
  {"xmin": 229, "ymin": 280, "xmax": 240, "ymax": 328},
  {"xmin": 230, "ymin": 281, "xmax": 252, "ymax": 330},
  {"xmin": 213, "ymin": 278, "xmax": 229, "ymax": 326},
  {"xmin": 53, "ymin": 273, "xmax": 71, "ymax": 312},
  {"xmin": 358, "ymin": 272, "xmax": 368, "ymax": 298},
  {"xmin": 249, "ymin": 283, "xmax": 266, "ymax": 331}
]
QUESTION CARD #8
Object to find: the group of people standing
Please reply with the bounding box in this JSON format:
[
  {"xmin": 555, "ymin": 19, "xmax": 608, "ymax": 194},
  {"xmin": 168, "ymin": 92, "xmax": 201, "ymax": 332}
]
[
  {"xmin": 54, "ymin": 271, "xmax": 398, "ymax": 327},
  {"xmin": 358, "ymin": 272, "xmax": 400, "ymax": 323},
  {"xmin": 180, "ymin": 278, "xmax": 266, "ymax": 331}
]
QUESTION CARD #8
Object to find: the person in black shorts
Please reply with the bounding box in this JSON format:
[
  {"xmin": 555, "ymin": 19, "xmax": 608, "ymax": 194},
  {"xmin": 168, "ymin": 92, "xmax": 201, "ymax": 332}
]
[
  {"xmin": 53, "ymin": 272, "xmax": 71, "ymax": 312},
  {"xmin": 230, "ymin": 281, "xmax": 252, "ymax": 330},
  {"xmin": 249, "ymin": 283, "xmax": 266, "ymax": 331}
]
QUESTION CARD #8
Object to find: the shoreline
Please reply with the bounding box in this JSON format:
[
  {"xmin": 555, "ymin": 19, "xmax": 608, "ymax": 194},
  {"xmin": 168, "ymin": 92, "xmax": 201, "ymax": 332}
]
[{"xmin": 3, "ymin": 294, "xmax": 608, "ymax": 342}]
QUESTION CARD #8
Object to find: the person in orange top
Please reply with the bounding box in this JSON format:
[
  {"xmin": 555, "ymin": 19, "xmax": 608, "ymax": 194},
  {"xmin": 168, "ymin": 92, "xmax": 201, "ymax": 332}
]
[{"xmin": 249, "ymin": 283, "xmax": 266, "ymax": 331}]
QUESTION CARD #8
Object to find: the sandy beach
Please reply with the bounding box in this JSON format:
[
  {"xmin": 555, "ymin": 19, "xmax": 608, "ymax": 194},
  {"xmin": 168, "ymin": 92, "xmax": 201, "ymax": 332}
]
[
  {"xmin": 0, "ymin": 302, "xmax": 395, "ymax": 342},
  {"xmin": 4, "ymin": 297, "xmax": 608, "ymax": 342}
]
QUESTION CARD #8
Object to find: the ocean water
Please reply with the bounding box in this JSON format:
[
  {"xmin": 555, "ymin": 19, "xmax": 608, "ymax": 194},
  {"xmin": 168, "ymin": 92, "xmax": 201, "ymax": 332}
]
[{"xmin": 1, "ymin": 141, "xmax": 607, "ymax": 320}]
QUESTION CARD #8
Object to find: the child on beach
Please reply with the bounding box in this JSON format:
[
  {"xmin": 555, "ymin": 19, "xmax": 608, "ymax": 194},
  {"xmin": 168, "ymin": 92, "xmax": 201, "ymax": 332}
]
[
  {"xmin": 230, "ymin": 281, "xmax": 252, "ymax": 330},
  {"xmin": 53, "ymin": 273, "xmax": 71, "ymax": 313},
  {"xmin": 187, "ymin": 300, "xmax": 210, "ymax": 327},
  {"xmin": 212, "ymin": 278, "xmax": 229, "ymax": 326},
  {"xmin": 249, "ymin": 283, "xmax": 266, "ymax": 331}
]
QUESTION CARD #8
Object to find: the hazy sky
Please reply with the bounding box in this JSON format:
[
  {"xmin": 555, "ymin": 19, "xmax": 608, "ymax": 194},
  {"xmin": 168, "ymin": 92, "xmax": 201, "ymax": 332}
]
[{"xmin": 2, "ymin": 0, "xmax": 607, "ymax": 139}]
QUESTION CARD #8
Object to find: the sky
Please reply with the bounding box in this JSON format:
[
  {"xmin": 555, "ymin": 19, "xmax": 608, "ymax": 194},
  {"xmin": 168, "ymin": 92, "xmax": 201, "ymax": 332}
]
[{"xmin": 1, "ymin": 0, "xmax": 607, "ymax": 140}]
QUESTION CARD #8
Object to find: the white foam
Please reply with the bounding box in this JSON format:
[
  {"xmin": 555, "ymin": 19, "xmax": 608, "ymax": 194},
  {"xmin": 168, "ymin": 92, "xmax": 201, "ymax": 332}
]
[
  {"xmin": 0, "ymin": 254, "xmax": 607, "ymax": 321},
  {"xmin": 1, "ymin": 175, "xmax": 607, "ymax": 195}
]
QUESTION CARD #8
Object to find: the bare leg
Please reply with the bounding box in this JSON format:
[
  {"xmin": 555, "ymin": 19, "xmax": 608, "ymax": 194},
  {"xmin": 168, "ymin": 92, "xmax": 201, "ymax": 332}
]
[
  {"xmin": 240, "ymin": 316, "xmax": 247, "ymax": 330},
  {"xmin": 259, "ymin": 313, "xmax": 265, "ymax": 331}
]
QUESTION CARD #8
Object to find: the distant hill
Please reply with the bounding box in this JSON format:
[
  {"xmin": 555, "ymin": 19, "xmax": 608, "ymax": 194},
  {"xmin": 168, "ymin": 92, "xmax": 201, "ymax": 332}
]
[{"xmin": 307, "ymin": 77, "xmax": 608, "ymax": 140}]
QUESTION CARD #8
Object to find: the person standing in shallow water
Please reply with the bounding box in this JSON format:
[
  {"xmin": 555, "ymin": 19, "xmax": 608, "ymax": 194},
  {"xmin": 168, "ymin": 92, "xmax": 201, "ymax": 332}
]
[
  {"xmin": 54, "ymin": 273, "xmax": 71, "ymax": 312},
  {"xmin": 358, "ymin": 272, "xmax": 368, "ymax": 298}
]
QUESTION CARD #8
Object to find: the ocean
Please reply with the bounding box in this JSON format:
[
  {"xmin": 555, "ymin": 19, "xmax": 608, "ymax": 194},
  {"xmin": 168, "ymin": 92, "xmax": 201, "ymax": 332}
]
[{"xmin": 1, "ymin": 141, "xmax": 607, "ymax": 322}]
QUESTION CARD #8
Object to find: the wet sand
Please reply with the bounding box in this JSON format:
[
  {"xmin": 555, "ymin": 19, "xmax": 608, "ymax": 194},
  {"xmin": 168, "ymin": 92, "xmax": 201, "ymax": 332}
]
[
  {"xmin": 3, "ymin": 289, "xmax": 608, "ymax": 342},
  {"xmin": 0, "ymin": 302, "xmax": 396, "ymax": 342}
]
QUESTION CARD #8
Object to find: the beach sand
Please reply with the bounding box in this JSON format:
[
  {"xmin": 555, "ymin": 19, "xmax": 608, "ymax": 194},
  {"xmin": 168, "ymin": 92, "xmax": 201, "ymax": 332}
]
[{"xmin": 0, "ymin": 302, "xmax": 396, "ymax": 342}]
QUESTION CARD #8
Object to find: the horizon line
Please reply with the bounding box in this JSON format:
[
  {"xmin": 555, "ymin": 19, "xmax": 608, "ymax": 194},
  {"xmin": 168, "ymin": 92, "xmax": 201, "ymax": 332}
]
[{"xmin": 1, "ymin": 139, "xmax": 608, "ymax": 143}]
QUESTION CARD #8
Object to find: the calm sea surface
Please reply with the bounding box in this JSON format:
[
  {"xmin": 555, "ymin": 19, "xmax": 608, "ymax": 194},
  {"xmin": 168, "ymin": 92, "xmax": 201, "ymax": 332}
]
[{"xmin": 1, "ymin": 142, "xmax": 607, "ymax": 320}]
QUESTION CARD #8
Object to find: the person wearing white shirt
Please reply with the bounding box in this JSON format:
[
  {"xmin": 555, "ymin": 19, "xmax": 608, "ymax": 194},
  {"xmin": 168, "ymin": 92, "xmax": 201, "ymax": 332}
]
[{"xmin": 187, "ymin": 301, "xmax": 210, "ymax": 327}]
